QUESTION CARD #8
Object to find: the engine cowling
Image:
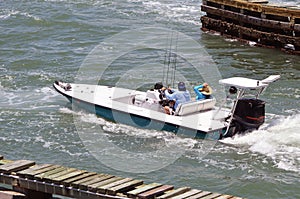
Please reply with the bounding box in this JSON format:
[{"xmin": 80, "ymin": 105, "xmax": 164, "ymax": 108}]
[{"xmin": 232, "ymin": 98, "xmax": 265, "ymax": 134}]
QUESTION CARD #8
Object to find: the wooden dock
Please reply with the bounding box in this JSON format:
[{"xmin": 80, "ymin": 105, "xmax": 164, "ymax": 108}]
[
  {"xmin": 201, "ymin": 0, "xmax": 300, "ymax": 54},
  {"xmin": 0, "ymin": 155, "xmax": 244, "ymax": 199}
]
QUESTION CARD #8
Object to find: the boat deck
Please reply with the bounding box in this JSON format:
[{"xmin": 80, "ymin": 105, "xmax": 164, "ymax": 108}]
[{"xmin": 56, "ymin": 83, "xmax": 229, "ymax": 134}]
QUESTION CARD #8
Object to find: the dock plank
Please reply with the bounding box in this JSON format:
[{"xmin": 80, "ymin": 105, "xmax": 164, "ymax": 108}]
[
  {"xmin": 90, "ymin": 176, "xmax": 124, "ymax": 193},
  {"xmin": 185, "ymin": 191, "xmax": 211, "ymax": 199},
  {"xmin": 22, "ymin": 164, "xmax": 60, "ymax": 177},
  {"xmin": 34, "ymin": 166, "xmax": 67, "ymax": 179},
  {"xmin": 200, "ymin": 193, "xmax": 222, "ymax": 199},
  {"xmin": 172, "ymin": 189, "xmax": 202, "ymax": 199},
  {"xmin": 0, "ymin": 160, "xmax": 35, "ymax": 174},
  {"xmin": 247, "ymin": 0, "xmax": 269, "ymax": 3},
  {"xmin": 43, "ymin": 167, "xmax": 78, "ymax": 180},
  {"xmin": 17, "ymin": 164, "xmax": 53, "ymax": 177},
  {"xmin": 88, "ymin": 176, "xmax": 124, "ymax": 192},
  {"xmin": 0, "ymin": 159, "xmax": 13, "ymax": 166},
  {"xmin": 99, "ymin": 178, "xmax": 133, "ymax": 190},
  {"xmin": 78, "ymin": 174, "xmax": 114, "ymax": 190},
  {"xmin": 138, "ymin": 184, "xmax": 174, "ymax": 199},
  {"xmin": 127, "ymin": 183, "xmax": 162, "ymax": 197},
  {"xmin": 214, "ymin": 195, "xmax": 234, "ymax": 199},
  {"xmin": 157, "ymin": 187, "xmax": 191, "ymax": 199},
  {"xmin": 0, "ymin": 156, "xmax": 245, "ymax": 199},
  {"xmin": 107, "ymin": 179, "xmax": 144, "ymax": 195},
  {"xmin": 62, "ymin": 172, "xmax": 97, "ymax": 186},
  {"xmin": 52, "ymin": 169, "xmax": 87, "ymax": 182},
  {"xmin": 70, "ymin": 173, "xmax": 103, "ymax": 188}
]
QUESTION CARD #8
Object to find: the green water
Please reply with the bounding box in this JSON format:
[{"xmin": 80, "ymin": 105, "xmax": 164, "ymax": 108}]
[{"xmin": 0, "ymin": 1, "xmax": 299, "ymax": 198}]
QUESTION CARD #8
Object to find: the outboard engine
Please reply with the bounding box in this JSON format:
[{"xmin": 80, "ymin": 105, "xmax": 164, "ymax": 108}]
[{"xmin": 231, "ymin": 98, "xmax": 265, "ymax": 134}]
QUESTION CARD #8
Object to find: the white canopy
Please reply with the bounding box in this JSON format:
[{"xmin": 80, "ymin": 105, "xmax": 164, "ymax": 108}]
[{"xmin": 219, "ymin": 75, "xmax": 280, "ymax": 89}]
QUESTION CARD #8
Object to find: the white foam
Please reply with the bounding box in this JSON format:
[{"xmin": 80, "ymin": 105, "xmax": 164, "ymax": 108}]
[
  {"xmin": 59, "ymin": 107, "xmax": 77, "ymax": 115},
  {"xmin": 0, "ymin": 9, "xmax": 19, "ymax": 19},
  {"xmin": 248, "ymin": 41, "xmax": 257, "ymax": 47},
  {"xmin": 140, "ymin": 0, "xmax": 201, "ymax": 25},
  {"xmin": 0, "ymin": 9, "xmax": 41, "ymax": 21},
  {"xmin": 70, "ymin": 109, "xmax": 197, "ymax": 150},
  {"xmin": 0, "ymin": 85, "xmax": 62, "ymax": 110},
  {"xmin": 225, "ymin": 38, "xmax": 238, "ymax": 42},
  {"xmin": 223, "ymin": 114, "xmax": 300, "ymax": 173},
  {"xmin": 268, "ymin": 0, "xmax": 300, "ymax": 6}
]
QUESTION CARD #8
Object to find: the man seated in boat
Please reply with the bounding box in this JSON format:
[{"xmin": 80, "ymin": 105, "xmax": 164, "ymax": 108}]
[
  {"xmin": 193, "ymin": 82, "xmax": 212, "ymax": 100},
  {"xmin": 162, "ymin": 82, "xmax": 191, "ymax": 115},
  {"xmin": 153, "ymin": 82, "xmax": 165, "ymax": 100}
]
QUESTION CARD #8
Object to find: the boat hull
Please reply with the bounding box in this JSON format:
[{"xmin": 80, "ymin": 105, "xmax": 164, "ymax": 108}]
[{"xmin": 54, "ymin": 85, "xmax": 224, "ymax": 140}]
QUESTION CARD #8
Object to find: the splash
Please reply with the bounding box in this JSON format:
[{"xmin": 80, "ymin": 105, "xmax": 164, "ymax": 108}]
[
  {"xmin": 68, "ymin": 108, "xmax": 198, "ymax": 148},
  {"xmin": 223, "ymin": 114, "xmax": 300, "ymax": 173},
  {"xmin": 0, "ymin": 9, "xmax": 41, "ymax": 21},
  {"xmin": 138, "ymin": 0, "xmax": 201, "ymax": 25}
]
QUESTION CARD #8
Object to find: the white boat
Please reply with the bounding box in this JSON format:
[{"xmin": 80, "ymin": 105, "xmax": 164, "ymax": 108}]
[{"xmin": 53, "ymin": 75, "xmax": 280, "ymax": 140}]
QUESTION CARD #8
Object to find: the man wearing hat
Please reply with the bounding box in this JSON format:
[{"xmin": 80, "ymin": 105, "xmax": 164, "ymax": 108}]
[
  {"xmin": 162, "ymin": 82, "xmax": 191, "ymax": 114},
  {"xmin": 194, "ymin": 82, "xmax": 212, "ymax": 100}
]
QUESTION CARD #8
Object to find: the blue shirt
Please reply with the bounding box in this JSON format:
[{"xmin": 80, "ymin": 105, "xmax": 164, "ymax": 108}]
[
  {"xmin": 194, "ymin": 84, "xmax": 211, "ymax": 100},
  {"xmin": 164, "ymin": 89, "xmax": 191, "ymax": 110}
]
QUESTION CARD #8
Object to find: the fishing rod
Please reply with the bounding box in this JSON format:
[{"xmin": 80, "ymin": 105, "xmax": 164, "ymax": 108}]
[{"xmin": 171, "ymin": 32, "xmax": 179, "ymax": 88}]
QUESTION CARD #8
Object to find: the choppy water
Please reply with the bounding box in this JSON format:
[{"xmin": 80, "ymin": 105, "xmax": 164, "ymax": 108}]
[{"xmin": 0, "ymin": 1, "xmax": 299, "ymax": 199}]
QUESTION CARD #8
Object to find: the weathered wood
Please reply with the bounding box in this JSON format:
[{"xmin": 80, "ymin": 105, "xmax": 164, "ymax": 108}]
[
  {"xmin": 207, "ymin": 0, "xmax": 300, "ymax": 17},
  {"xmin": 97, "ymin": 178, "xmax": 133, "ymax": 193},
  {"xmin": 90, "ymin": 176, "xmax": 124, "ymax": 193},
  {"xmin": 62, "ymin": 172, "xmax": 97, "ymax": 186},
  {"xmin": 17, "ymin": 164, "xmax": 53, "ymax": 178},
  {"xmin": 0, "ymin": 173, "xmax": 15, "ymax": 185},
  {"xmin": 138, "ymin": 184, "xmax": 174, "ymax": 199},
  {"xmin": 51, "ymin": 169, "xmax": 87, "ymax": 183},
  {"xmin": 201, "ymin": 16, "xmax": 300, "ymax": 52},
  {"xmin": 0, "ymin": 160, "xmax": 35, "ymax": 174},
  {"xmin": 201, "ymin": 5, "xmax": 293, "ymax": 32},
  {"xmin": 34, "ymin": 166, "xmax": 67, "ymax": 180},
  {"xmin": 127, "ymin": 183, "xmax": 162, "ymax": 197},
  {"xmin": 215, "ymin": 195, "xmax": 235, "ymax": 199},
  {"xmin": 19, "ymin": 164, "xmax": 60, "ymax": 178},
  {"xmin": 107, "ymin": 179, "xmax": 144, "ymax": 195},
  {"xmin": 0, "ymin": 157, "xmax": 244, "ymax": 199},
  {"xmin": 43, "ymin": 167, "xmax": 77, "ymax": 179},
  {"xmin": 88, "ymin": 175, "xmax": 124, "ymax": 193},
  {"xmin": 185, "ymin": 191, "xmax": 213, "ymax": 199},
  {"xmin": 69, "ymin": 173, "xmax": 101, "ymax": 188},
  {"xmin": 157, "ymin": 187, "xmax": 191, "ymax": 199},
  {"xmin": 0, "ymin": 159, "xmax": 13, "ymax": 165},
  {"xmin": 171, "ymin": 189, "xmax": 202, "ymax": 199},
  {"xmin": 195, "ymin": 192, "xmax": 222, "ymax": 199},
  {"xmin": 247, "ymin": 0, "xmax": 268, "ymax": 3},
  {"xmin": 78, "ymin": 174, "xmax": 114, "ymax": 190},
  {"xmin": 18, "ymin": 177, "xmax": 129, "ymax": 199}
]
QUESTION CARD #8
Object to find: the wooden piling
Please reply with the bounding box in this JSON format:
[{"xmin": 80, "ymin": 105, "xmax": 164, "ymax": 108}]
[{"xmin": 201, "ymin": 0, "xmax": 300, "ymax": 54}]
